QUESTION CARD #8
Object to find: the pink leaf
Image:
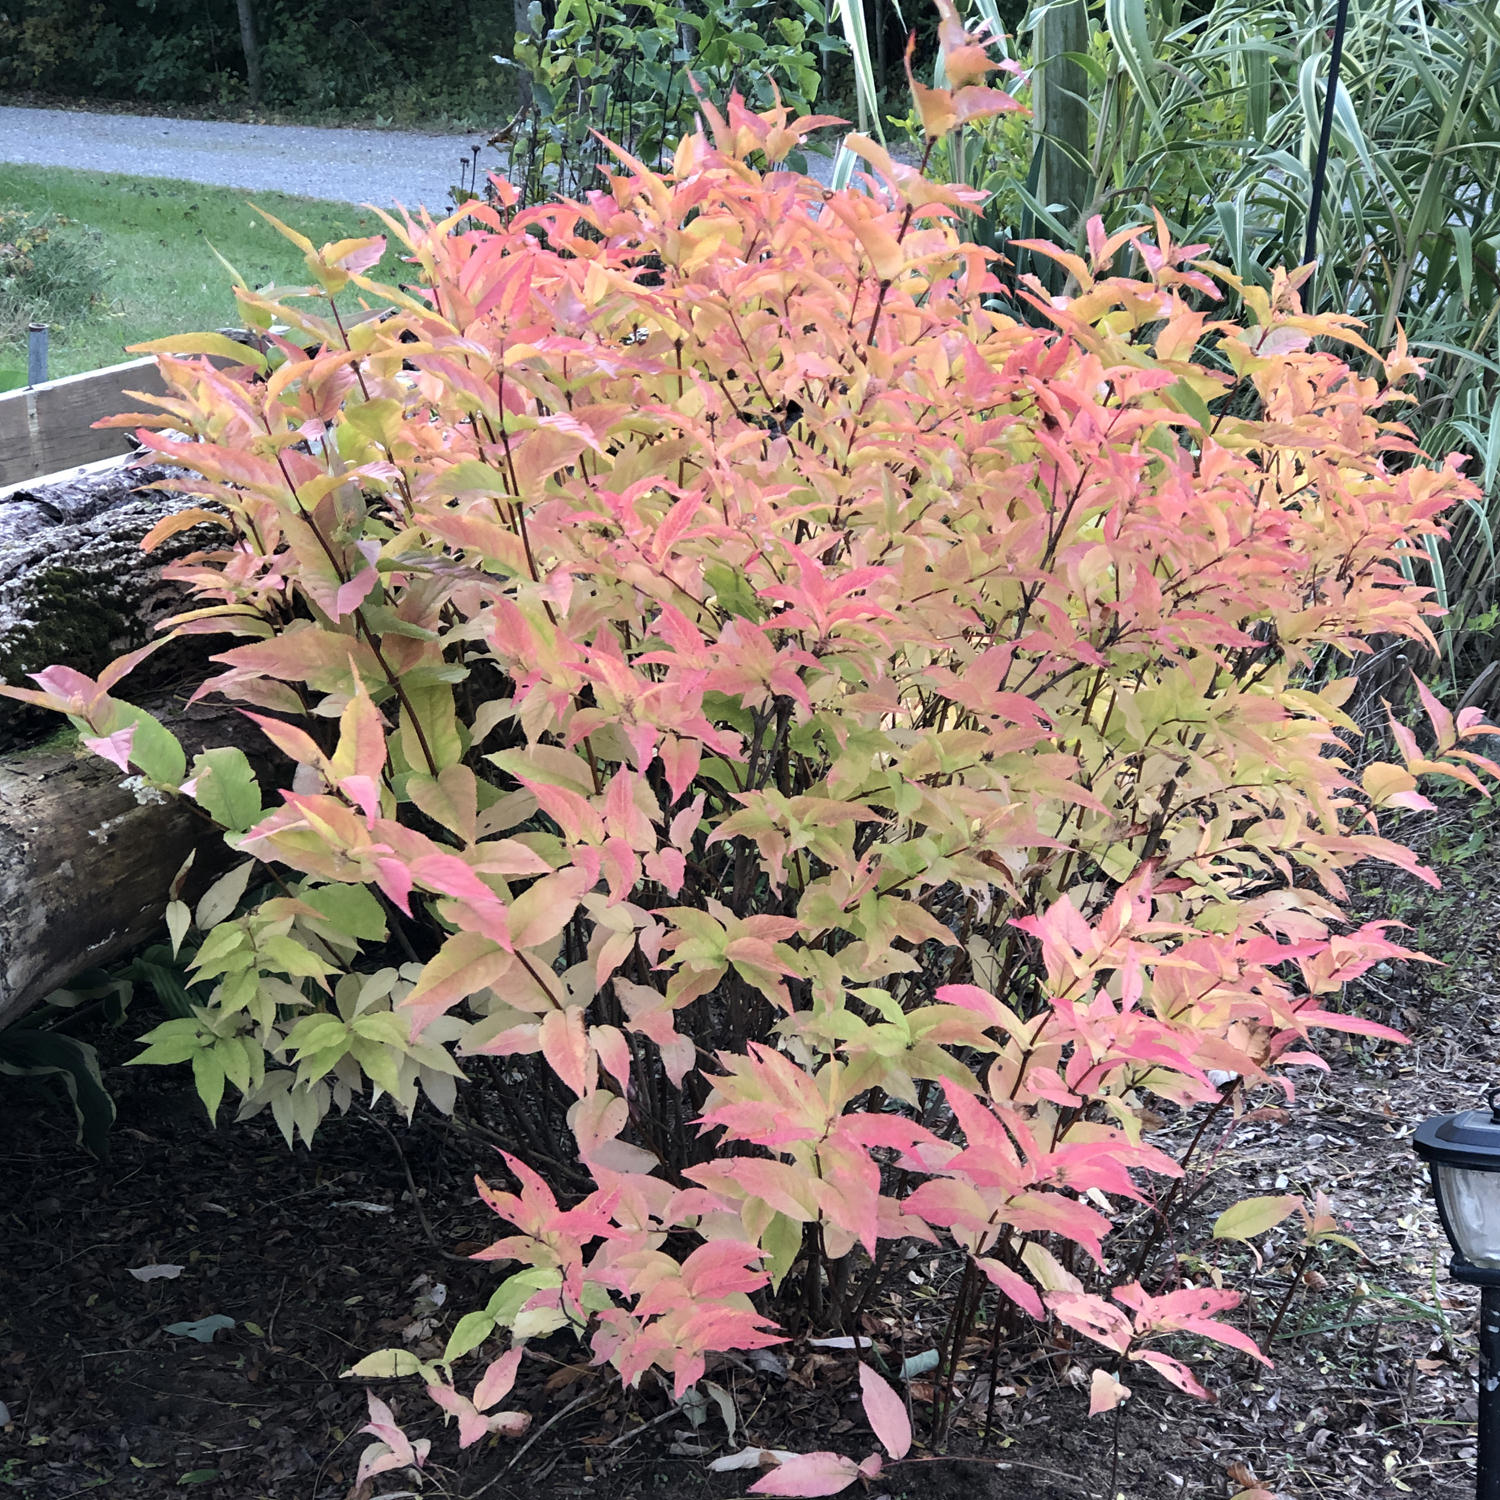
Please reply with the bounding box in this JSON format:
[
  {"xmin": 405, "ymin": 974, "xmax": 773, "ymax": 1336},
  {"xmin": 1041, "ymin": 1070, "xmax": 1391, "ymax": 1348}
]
[
  {"xmin": 373, "ymin": 856, "xmax": 414, "ymax": 915},
  {"xmin": 486, "ymin": 1409, "xmax": 531, "ymax": 1437},
  {"xmin": 473, "ymin": 1348, "xmax": 524, "ymax": 1412},
  {"xmin": 858, "ymin": 1363, "xmax": 911, "ymax": 1459},
  {"xmin": 82, "ymin": 725, "xmax": 137, "ymax": 773},
  {"xmin": 30, "ymin": 664, "xmax": 102, "ymax": 711},
  {"xmin": 661, "ymin": 736, "xmax": 702, "ymax": 803},
  {"xmin": 749, "ymin": 1451, "xmax": 864, "ymax": 1497},
  {"xmin": 539, "ymin": 1006, "xmax": 594, "ymax": 1097},
  {"xmin": 426, "ymin": 1382, "xmax": 490, "ymax": 1447},
  {"xmin": 589, "ymin": 1023, "xmax": 632, "ymax": 1094},
  {"xmin": 242, "ymin": 710, "xmax": 326, "ymax": 767},
  {"xmin": 974, "ymin": 1256, "xmax": 1044, "ymax": 1320},
  {"xmin": 330, "ymin": 236, "xmax": 386, "ymax": 273},
  {"xmin": 331, "ymin": 554, "xmax": 379, "ymax": 620},
  {"xmin": 401, "ymin": 930, "xmax": 513, "ymax": 1038},
  {"xmin": 1130, "ymin": 1349, "xmax": 1211, "ymax": 1400},
  {"xmin": 356, "ymin": 1390, "xmax": 429, "ymax": 1485},
  {"xmin": 1089, "ymin": 1368, "xmax": 1131, "ymax": 1415},
  {"xmin": 339, "ymin": 773, "xmax": 382, "ymax": 825},
  {"xmin": 1414, "ymin": 674, "xmax": 1456, "ymax": 750}
]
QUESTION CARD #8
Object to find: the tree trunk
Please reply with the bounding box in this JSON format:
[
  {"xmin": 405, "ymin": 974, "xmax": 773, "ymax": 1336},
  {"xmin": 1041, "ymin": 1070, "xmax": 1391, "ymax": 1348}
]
[
  {"xmin": 235, "ymin": 0, "xmax": 263, "ymax": 108},
  {"xmin": 0, "ymin": 462, "xmax": 265, "ymax": 1031}
]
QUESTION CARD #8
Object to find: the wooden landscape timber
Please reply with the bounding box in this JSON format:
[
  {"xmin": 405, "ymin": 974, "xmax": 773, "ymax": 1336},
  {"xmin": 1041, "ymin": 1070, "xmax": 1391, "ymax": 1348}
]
[
  {"xmin": 0, "ymin": 358, "xmax": 165, "ymax": 488},
  {"xmin": 0, "ymin": 457, "xmax": 256, "ymax": 1031}
]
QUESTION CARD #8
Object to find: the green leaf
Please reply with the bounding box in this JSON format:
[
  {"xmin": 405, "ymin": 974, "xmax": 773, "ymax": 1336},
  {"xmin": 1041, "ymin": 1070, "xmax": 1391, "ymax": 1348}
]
[
  {"xmin": 115, "ymin": 705, "xmax": 187, "ymax": 786},
  {"xmin": 486, "ymin": 1267, "xmax": 558, "ymax": 1324},
  {"xmin": 191, "ymin": 1048, "xmax": 226, "ymax": 1123},
  {"xmin": 196, "ymin": 861, "xmax": 255, "ymax": 931},
  {"xmin": 131, "ymin": 1017, "xmax": 210, "ymax": 1066},
  {"xmin": 191, "ymin": 747, "xmax": 263, "ymax": 833},
  {"xmin": 1213, "ymin": 1194, "xmax": 1300, "ymax": 1242},
  {"xmin": 129, "ymin": 331, "xmax": 269, "ymax": 373},
  {"xmin": 1104, "ymin": 0, "xmax": 1158, "ymax": 116},
  {"xmin": 444, "ymin": 1309, "xmax": 497, "ymax": 1363},
  {"xmin": 298, "ymin": 882, "xmax": 388, "ymax": 943},
  {"xmin": 257, "ymin": 934, "xmax": 337, "ymax": 981},
  {"xmin": 127, "ymin": 953, "xmax": 199, "ymax": 1020},
  {"xmin": 1166, "ymin": 379, "xmax": 1213, "ymax": 432},
  {"xmin": 165, "ymin": 900, "xmax": 191, "ymax": 959},
  {"xmin": 347, "ymin": 1035, "xmax": 403, "ymax": 1098},
  {"xmin": 761, "ymin": 1210, "xmax": 802, "ymax": 1290}
]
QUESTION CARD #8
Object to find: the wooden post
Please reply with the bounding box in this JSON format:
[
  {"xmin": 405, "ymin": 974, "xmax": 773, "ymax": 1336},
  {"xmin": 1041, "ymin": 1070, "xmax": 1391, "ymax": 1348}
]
[
  {"xmin": 1035, "ymin": 0, "xmax": 1091, "ymax": 272},
  {"xmin": 26, "ymin": 325, "xmax": 47, "ymax": 388}
]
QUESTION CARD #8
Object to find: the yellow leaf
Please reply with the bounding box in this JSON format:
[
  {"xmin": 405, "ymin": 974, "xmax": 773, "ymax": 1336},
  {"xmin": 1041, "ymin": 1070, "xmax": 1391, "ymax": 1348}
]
[
  {"xmin": 911, "ymin": 79, "xmax": 958, "ymax": 139},
  {"xmin": 854, "ymin": 219, "xmax": 906, "ymax": 281},
  {"xmin": 1213, "ymin": 1194, "xmax": 1300, "ymax": 1242},
  {"xmin": 139, "ymin": 508, "xmax": 232, "ymax": 552},
  {"xmin": 127, "ymin": 332, "xmax": 268, "ymax": 371}
]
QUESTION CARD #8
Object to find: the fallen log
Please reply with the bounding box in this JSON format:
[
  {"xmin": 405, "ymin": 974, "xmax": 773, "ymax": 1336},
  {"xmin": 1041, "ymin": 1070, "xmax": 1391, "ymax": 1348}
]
[
  {"xmin": 0, "ymin": 459, "xmax": 257, "ymax": 1031},
  {"xmin": 0, "ymin": 707, "xmax": 255, "ymax": 1031},
  {"xmin": 0, "ymin": 459, "xmax": 218, "ymax": 752}
]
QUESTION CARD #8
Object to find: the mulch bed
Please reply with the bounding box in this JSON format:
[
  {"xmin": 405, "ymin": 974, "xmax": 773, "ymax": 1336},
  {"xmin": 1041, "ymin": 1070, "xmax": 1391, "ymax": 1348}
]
[{"xmin": 1, "ymin": 808, "xmax": 1496, "ymax": 1500}]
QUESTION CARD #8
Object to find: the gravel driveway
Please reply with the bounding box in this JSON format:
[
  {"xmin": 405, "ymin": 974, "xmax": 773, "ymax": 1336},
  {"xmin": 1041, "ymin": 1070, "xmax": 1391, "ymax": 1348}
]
[
  {"xmin": 0, "ymin": 105, "xmax": 487, "ymax": 209},
  {"xmin": 0, "ymin": 104, "xmax": 847, "ymax": 209}
]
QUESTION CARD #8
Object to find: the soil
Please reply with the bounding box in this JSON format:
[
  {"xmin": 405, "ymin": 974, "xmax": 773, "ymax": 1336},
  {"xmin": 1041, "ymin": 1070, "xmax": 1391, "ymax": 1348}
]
[{"xmin": 1, "ymin": 801, "xmax": 1496, "ymax": 1500}]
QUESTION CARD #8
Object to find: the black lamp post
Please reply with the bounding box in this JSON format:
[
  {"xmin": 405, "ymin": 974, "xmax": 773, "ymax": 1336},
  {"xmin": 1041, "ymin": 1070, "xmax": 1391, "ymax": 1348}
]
[{"xmin": 1414, "ymin": 1091, "xmax": 1500, "ymax": 1500}]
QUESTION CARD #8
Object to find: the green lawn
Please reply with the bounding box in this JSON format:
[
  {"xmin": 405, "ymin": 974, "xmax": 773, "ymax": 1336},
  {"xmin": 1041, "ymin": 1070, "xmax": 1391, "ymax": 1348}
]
[{"xmin": 0, "ymin": 164, "xmax": 406, "ymax": 379}]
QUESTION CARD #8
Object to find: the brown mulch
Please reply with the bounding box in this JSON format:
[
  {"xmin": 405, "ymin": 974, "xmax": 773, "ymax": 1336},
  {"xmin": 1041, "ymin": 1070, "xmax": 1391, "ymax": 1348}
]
[{"xmin": 1, "ymin": 806, "xmax": 1495, "ymax": 1500}]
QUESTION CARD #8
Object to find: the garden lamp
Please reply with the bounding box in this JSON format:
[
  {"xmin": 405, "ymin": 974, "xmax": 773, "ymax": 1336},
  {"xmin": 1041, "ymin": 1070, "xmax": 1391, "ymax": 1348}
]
[{"xmin": 1414, "ymin": 1090, "xmax": 1500, "ymax": 1500}]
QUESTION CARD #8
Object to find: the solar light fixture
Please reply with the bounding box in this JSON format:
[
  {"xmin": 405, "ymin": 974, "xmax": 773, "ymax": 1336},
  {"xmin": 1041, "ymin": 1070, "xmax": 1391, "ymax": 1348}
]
[{"xmin": 1414, "ymin": 1090, "xmax": 1500, "ymax": 1500}]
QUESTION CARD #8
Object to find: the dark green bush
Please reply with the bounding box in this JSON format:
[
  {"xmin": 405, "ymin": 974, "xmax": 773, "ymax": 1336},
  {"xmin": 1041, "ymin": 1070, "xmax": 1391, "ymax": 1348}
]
[{"xmin": 0, "ymin": 0, "xmax": 515, "ymax": 123}]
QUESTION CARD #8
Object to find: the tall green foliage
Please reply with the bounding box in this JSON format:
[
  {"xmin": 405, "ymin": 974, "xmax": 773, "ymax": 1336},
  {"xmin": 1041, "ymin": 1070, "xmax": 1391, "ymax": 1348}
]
[
  {"xmin": 495, "ymin": 0, "xmax": 844, "ymax": 204},
  {"xmin": 886, "ymin": 0, "xmax": 1500, "ymax": 691}
]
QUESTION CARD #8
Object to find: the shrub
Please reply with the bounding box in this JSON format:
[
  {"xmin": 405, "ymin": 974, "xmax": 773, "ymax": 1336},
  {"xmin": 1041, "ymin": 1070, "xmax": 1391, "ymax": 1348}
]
[
  {"xmin": 0, "ymin": 204, "xmax": 110, "ymax": 347},
  {"xmin": 0, "ymin": 0, "xmax": 516, "ymax": 121},
  {"xmin": 7, "ymin": 17, "xmax": 1497, "ymax": 1483},
  {"xmin": 495, "ymin": 0, "xmax": 841, "ymax": 206}
]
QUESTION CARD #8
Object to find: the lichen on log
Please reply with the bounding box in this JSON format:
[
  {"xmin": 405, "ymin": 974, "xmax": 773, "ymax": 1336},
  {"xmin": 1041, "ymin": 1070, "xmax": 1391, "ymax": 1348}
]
[
  {"xmin": 0, "ymin": 462, "xmax": 218, "ymax": 752},
  {"xmin": 0, "ymin": 460, "xmax": 262, "ymax": 1029}
]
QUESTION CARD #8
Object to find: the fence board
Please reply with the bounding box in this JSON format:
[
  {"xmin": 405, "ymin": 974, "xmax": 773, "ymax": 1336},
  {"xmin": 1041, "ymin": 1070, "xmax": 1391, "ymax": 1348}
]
[{"xmin": 0, "ymin": 358, "xmax": 165, "ymax": 487}]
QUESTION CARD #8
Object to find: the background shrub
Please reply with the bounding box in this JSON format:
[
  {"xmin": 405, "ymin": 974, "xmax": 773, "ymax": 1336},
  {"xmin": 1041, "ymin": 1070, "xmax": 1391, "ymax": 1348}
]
[
  {"xmin": 0, "ymin": 0, "xmax": 516, "ymax": 123},
  {"xmin": 0, "ymin": 203, "xmax": 110, "ymax": 347}
]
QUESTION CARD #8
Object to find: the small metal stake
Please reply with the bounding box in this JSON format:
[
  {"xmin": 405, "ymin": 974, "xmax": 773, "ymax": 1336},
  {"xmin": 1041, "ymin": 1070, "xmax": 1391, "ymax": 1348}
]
[
  {"xmin": 26, "ymin": 323, "xmax": 48, "ymax": 387},
  {"xmin": 1481, "ymin": 1285, "xmax": 1500, "ymax": 1500}
]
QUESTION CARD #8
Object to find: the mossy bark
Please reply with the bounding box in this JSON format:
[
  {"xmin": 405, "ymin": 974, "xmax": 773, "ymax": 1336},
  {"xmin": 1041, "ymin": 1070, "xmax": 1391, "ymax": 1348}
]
[
  {"xmin": 0, "ymin": 463, "xmax": 217, "ymax": 751},
  {"xmin": 0, "ymin": 463, "xmax": 268, "ymax": 1029}
]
